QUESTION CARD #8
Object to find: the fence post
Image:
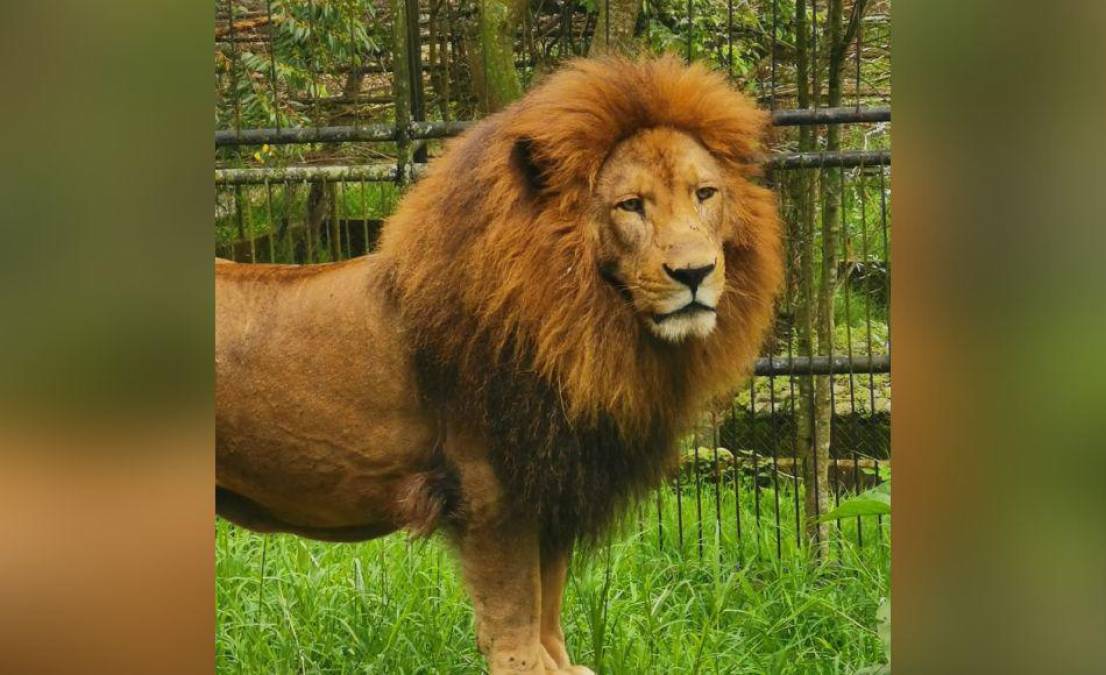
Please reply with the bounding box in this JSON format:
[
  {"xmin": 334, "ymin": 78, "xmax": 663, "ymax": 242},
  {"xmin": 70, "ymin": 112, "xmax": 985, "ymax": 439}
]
[
  {"xmin": 393, "ymin": 0, "xmax": 413, "ymax": 184},
  {"xmin": 405, "ymin": 0, "xmax": 427, "ymax": 163}
]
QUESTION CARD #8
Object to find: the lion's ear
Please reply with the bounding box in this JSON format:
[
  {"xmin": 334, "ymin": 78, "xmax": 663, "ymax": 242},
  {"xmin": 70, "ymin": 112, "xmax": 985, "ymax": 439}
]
[{"xmin": 510, "ymin": 137, "xmax": 548, "ymax": 196}]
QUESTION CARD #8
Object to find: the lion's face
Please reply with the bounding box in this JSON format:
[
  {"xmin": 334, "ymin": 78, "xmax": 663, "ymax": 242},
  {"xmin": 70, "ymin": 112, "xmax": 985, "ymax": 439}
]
[{"xmin": 595, "ymin": 128, "xmax": 729, "ymax": 343}]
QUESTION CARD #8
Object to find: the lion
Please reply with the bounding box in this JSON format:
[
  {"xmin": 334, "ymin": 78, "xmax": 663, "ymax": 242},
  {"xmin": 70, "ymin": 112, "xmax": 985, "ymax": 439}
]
[{"xmin": 216, "ymin": 56, "xmax": 782, "ymax": 674}]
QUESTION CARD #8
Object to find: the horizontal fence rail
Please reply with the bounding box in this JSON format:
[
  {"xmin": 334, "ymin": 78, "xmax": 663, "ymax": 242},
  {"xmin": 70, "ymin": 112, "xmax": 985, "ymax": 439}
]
[
  {"xmin": 768, "ymin": 150, "xmax": 890, "ymax": 169},
  {"xmin": 753, "ymin": 354, "xmax": 890, "ymax": 376},
  {"xmin": 214, "ymin": 150, "xmax": 890, "ymax": 185},
  {"xmin": 769, "ymin": 106, "xmax": 890, "ymax": 126},
  {"xmin": 214, "ymin": 106, "xmax": 890, "ymax": 147}
]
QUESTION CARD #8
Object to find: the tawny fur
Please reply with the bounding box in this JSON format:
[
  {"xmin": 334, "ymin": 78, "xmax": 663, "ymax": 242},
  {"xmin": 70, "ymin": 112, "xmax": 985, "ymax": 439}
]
[{"xmin": 376, "ymin": 56, "xmax": 783, "ymax": 547}]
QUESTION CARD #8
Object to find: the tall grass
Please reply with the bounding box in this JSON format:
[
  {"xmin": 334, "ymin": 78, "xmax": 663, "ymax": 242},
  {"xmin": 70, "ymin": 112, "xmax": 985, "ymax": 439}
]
[{"xmin": 217, "ymin": 481, "xmax": 889, "ymax": 674}]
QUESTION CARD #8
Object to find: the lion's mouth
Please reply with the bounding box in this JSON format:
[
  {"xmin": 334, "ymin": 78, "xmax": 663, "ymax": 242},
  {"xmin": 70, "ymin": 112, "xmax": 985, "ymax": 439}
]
[{"xmin": 651, "ymin": 301, "xmax": 717, "ymax": 324}]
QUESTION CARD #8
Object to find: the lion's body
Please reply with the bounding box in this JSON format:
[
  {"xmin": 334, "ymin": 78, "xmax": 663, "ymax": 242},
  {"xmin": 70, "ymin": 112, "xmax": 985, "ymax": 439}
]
[
  {"xmin": 215, "ymin": 57, "xmax": 782, "ymax": 674},
  {"xmin": 215, "ymin": 256, "xmax": 438, "ymax": 540}
]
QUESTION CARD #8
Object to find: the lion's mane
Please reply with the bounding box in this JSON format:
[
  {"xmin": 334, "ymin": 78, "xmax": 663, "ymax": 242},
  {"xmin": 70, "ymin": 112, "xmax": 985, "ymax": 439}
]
[{"xmin": 377, "ymin": 57, "xmax": 783, "ymax": 548}]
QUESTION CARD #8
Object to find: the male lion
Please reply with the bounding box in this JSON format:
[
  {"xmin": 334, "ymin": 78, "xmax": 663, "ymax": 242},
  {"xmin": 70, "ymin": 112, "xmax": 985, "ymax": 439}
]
[{"xmin": 216, "ymin": 57, "xmax": 782, "ymax": 673}]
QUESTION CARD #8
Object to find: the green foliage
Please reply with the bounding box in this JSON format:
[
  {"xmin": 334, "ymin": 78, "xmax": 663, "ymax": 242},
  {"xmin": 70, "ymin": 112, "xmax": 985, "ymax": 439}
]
[
  {"xmin": 819, "ymin": 464, "xmax": 890, "ymax": 522},
  {"xmin": 853, "ymin": 598, "xmax": 891, "ymax": 674},
  {"xmin": 216, "ymin": 0, "xmax": 385, "ymax": 131},
  {"xmin": 642, "ymin": 0, "xmax": 763, "ymax": 86},
  {"xmin": 818, "ymin": 482, "xmax": 889, "ymax": 522}
]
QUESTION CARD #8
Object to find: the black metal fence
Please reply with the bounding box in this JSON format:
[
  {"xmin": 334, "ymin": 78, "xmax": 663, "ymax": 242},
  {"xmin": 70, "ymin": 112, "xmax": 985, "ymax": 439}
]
[{"xmin": 214, "ymin": 0, "xmax": 891, "ymax": 560}]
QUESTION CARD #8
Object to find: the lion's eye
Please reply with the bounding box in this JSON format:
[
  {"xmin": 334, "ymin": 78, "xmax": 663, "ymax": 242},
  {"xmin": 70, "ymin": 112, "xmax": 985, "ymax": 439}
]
[
  {"xmin": 696, "ymin": 187, "xmax": 718, "ymax": 202},
  {"xmin": 616, "ymin": 197, "xmax": 644, "ymax": 214}
]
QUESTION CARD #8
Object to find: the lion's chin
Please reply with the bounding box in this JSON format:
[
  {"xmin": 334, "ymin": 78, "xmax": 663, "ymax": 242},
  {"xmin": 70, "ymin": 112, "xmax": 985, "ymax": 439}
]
[{"xmin": 646, "ymin": 311, "xmax": 717, "ymax": 343}]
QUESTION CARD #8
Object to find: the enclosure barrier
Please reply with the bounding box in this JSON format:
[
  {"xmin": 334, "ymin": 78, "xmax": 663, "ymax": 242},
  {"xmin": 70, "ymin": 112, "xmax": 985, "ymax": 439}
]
[
  {"xmin": 214, "ymin": 150, "xmax": 890, "ymax": 185},
  {"xmin": 214, "ymin": 106, "xmax": 890, "ymax": 146}
]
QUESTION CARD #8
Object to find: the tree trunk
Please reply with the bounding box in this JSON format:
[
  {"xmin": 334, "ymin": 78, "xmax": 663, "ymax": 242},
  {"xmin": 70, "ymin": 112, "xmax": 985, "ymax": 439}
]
[
  {"xmin": 465, "ymin": 0, "xmax": 525, "ymax": 113},
  {"xmin": 811, "ymin": 0, "xmax": 849, "ymax": 554},
  {"xmin": 588, "ymin": 0, "xmax": 641, "ymax": 57},
  {"xmin": 789, "ymin": 0, "xmax": 832, "ymax": 555},
  {"xmin": 393, "ymin": 0, "xmax": 413, "ymax": 171},
  {"xmin": 428, "ymin": 0, "xmax": 453, "ymax": 121}
]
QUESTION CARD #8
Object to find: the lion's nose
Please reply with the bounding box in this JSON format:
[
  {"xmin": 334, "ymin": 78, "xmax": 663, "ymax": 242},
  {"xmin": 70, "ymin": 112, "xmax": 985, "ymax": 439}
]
[{"xmin": 663, "ymin": 261, "xmax": 716, "ymax": 292}]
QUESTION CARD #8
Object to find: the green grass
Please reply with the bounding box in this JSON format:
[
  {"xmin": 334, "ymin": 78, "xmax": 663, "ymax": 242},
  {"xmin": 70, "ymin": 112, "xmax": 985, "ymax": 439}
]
[{"xmin": 217, "ymin": 482, "xmax": 889, "ymax": 674}]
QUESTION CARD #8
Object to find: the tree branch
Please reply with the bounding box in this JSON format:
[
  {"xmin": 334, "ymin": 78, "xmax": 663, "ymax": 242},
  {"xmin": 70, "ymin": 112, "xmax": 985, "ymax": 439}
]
[{"xmin": 830, "ymin": 0, "xmax": 870, "ymax": 69}]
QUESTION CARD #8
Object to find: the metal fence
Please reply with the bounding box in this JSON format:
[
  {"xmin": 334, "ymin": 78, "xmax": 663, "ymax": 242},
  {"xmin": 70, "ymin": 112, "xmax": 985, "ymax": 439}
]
[{"xmin": 214, "ymin": 0, "xmax": 891, "ymax": 561}]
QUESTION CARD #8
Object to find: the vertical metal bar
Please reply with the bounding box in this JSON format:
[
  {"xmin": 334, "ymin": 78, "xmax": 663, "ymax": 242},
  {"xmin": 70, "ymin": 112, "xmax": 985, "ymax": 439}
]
[
  {"xmin": 339, "ymin": 181, "xmax": 350, "ymax": 260},
  {"xmin": 878, "ymin": 167, "xmax": 891, "ymax": 545},
  {"xmin": 232, "ymin": 183, "xmax": 252, "ymax": 263},
  {"xmin": 283, "ymin": 182, "xmax": 296, "ymax": 261},
  {"xmin": 842, "ymin": 168, "xmax": 859, "ymax": 417},
  {"xmin": 656, "ymin": 488, "xmax": 664, "ymax": 549},
  {"xmin": 256, "ymin": 536, "xmax": 268, "ymax": 627},
  {"xmin": 731, "ymin": 398, "xmax": 742, "ymax": 555},
  {"xmin": 877, "ymin": 161, "xmax": 892, "ymax": 546},
  {"xmin": 361, "ymin": 177, "xmax": 370, "ymax": 255},
  {"xmin": 328, "ymin": 180, "xmax": 340, "ymax": 260},
  {"xmin": 829, "ymin": 305, "xmax": 842, "ymax": 551},
  {"xmin": 265, "ymin": 180, "xmax": 276, "ymax": 263},
  {"xmin": 781, "ymin": 185, "xmax": 802, "ymax": 552},
  {"xmin": 728, "ymin": 412, "xmax": 744, "ymax": 558},
  {"xmin": 878, "ymin": 165, "xmax": 890, "ymax": 333},
  {"xmin": 694, "ymin": 430, "xmax": 703, "ymax": 560},
  {"xmin": 231, "ymin": 185, "xmax": 246, "ymax": 263},
  {"xmin": 805, "ymin": 274, "xmax": 822, "ymax": 550},
  {"xmin": 303, "ymin": 179, "xmax": 315, "ymax": 263},
  {"xmin": 841, "ymin": 167, "xmax": 863, "ymax": 547},
  {"xmin": 246, "ymin": 187, "xmax": 256, "ymax": 263},
  {"xmin": 749, "ymin": 379, "xmax": 762, "ymax": 560},
  {"xmin": 675, "ymin": 439, "xmax": 685, "ymax": 549},
  {"xmin": 712, "ymin": 411, "xmax": 722, "ymax": 562},
  {"xmin": 283, "ymin": 182, "xmax": 295, "ymax": 262},
  {"xmin": 768, "ymin": 371, "xmax": 783, "ymax": 558}
]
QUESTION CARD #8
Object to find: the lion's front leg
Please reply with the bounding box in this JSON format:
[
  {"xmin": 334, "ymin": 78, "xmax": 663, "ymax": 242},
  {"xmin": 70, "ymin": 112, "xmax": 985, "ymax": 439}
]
[
  {"xmin": 457, "ymin": 518, "xmax": 548, "ymax": 673},
  {"xmin": 539, "ymin": 544, "xmax": 595, "ymax": 675}
]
